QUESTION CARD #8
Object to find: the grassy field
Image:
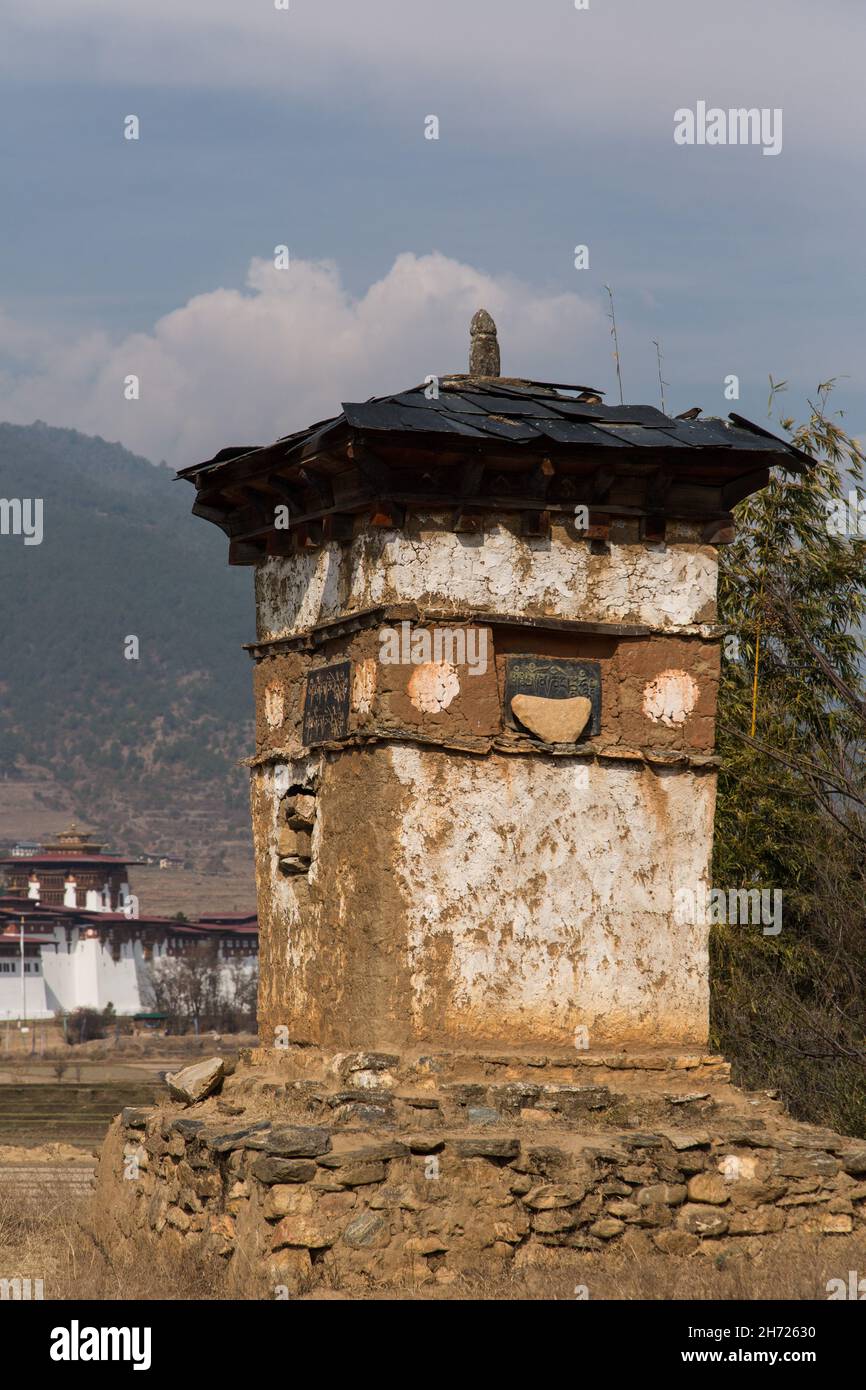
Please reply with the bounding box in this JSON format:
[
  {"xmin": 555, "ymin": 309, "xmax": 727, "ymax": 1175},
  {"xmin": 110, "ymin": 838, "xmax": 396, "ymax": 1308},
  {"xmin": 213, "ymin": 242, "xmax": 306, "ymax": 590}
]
[{"xmin": 2, "ymin": 1184, "xmax": 866, "ymax": 1301}]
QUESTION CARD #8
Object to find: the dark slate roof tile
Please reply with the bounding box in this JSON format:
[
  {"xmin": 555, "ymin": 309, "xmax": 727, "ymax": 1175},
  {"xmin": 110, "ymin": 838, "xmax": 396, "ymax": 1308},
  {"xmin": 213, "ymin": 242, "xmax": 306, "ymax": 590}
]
[
  {"xmin": 725, "ymin": 418, "xmax": 792, "ymax": 452},
  {"xmin": 342, "ymin": 399, "xmax": 492, "ymax": 438},
  {"xmin": 181, "ymin": 380, "xmax": 814, "ymax": 483},
  {"xmin": 394, "ymin": 408, "xmax": 490, "ymax": 437},
  {"xmin": 469, "ymin": 415, "xmax": 544, "ymax": 440},
  {"xmin": 592, "ymin": 404, "xmax": 671, "ymax": 426},
  {"xmin": 541, "ymin": 399, "xmax": 607, "ymax": 420},
  {"xmin": 592, "ymin": 423, "xmax": 691, "ymax": 448},
  {"xmin": 341, "ymin": 401, "xmax": 401, "ymax": 430},
  {"xmin": 392, "ymin": 391, "xmax": 488, "ymax": 415},
  {"xmin": 658, "ymin": 420, "xmax": 735, "ymax": 448},
  {"xmin": 539, "ymin": 419, "xmax": 631, "ymax": 446},
  {"xmin": 460, "ymin": 392, "xmax": 556, "ymax": 416},
  {"xmin": 440, "ymin": 393, "xmax": 493, "ymax": 414}
]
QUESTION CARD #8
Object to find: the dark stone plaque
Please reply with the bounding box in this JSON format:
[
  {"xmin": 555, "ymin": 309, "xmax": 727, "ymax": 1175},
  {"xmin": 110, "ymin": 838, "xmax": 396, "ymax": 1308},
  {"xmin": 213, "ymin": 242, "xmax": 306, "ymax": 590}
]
[
  {"xmin": 303, "ymin": 661, "xmax": 351, "ymax": 746},
  {"xmin": 504, "ymin": 656, "xmax": 601, "ymax": 738}
]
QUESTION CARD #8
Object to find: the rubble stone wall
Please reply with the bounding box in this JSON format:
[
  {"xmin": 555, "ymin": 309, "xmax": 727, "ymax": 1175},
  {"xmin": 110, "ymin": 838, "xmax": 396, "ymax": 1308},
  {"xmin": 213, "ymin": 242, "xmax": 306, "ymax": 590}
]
[{"xmin": 99, "ymin": 1049, "xmax": 866, "ymax": 1296}]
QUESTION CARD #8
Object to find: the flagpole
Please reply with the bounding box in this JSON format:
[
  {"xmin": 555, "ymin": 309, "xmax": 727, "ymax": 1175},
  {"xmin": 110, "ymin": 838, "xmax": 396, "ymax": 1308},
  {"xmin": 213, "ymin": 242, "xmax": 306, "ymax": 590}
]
[{"xmin": 20, "ymin": 914, "xmax": 26, "ymax": 1028}]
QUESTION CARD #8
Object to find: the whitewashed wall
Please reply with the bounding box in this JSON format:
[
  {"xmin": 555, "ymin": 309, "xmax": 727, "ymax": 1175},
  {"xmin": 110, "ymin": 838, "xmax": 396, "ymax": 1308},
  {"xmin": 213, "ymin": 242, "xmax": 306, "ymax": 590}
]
[{"xmin": 256, "ymin": 518, "xmax": 717, "ymax": 641}]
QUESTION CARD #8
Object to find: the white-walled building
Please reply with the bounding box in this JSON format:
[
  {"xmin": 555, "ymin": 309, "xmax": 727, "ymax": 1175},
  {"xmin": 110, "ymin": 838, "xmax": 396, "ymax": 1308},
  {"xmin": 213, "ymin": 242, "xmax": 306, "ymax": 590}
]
[{"xmin": 0, "ymin": 826, "xmax": 257, "ymax": 1020}]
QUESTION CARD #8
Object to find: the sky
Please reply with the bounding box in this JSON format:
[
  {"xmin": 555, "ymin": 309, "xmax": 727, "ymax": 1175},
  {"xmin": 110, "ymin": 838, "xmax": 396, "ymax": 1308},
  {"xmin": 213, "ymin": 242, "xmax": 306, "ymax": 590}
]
[{"xmin": 0, "ymin": 0, "xmax": 863, "ymax": 469}]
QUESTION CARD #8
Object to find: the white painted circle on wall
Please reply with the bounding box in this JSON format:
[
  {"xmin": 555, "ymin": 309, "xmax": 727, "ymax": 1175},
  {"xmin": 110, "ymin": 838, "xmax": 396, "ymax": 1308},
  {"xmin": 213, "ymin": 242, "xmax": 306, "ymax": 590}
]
[
  {"xmin": 264, "ymin": 683, "xmax": 285, "ymax": 729},
  {"xmin": 642, "ymin": 668, "xmax": 699, "ymax": 727},
  {"xmin": 408, "ymin": 661, "xmax": 460, "ymax": 713}
]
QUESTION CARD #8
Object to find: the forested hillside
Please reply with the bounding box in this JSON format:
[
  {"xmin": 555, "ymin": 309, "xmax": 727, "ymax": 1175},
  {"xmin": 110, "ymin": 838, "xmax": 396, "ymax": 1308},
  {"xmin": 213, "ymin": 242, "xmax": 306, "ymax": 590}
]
[{"xmin": 0, "ymin": 421, "xmax": 254, "ymax": 862}]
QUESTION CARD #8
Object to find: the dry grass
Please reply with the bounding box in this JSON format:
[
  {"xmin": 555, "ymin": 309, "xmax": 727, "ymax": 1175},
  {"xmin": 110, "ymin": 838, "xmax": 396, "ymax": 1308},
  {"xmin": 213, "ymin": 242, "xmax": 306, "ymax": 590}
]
[
  {"xmin": 4, "ymin": 1186, "xmax": 865, "ymax": 1301},
  {"xmin": 0, "ymin": 1189, "xmax": 235, "ymax": 1300},
  {"xmin": 294, "ymin": 1234, "xmax": 866, "ymax": 1301},
  {"xmin": 443, "ymin": 1236, "xmax": 866, "ymax": 1301}
]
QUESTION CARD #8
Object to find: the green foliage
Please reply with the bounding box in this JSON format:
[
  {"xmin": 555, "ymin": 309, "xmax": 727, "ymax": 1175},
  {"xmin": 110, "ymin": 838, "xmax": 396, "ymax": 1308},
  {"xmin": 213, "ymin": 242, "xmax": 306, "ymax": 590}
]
[{"xmin": 712, "ymin": 383, "xmax": 866, "ymax": 1133}]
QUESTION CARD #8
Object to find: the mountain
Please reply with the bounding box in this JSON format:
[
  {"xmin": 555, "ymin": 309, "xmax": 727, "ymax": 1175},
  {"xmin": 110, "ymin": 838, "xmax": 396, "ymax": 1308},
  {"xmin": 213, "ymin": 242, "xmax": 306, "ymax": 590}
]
[{"xmin": 0, "ymin": 421, "xmax": 255, "ymax": 867}]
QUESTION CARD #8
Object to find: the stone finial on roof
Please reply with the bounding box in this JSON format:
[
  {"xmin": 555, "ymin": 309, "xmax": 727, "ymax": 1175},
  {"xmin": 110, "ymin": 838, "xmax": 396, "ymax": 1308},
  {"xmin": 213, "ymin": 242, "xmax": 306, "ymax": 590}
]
[{"xmin": 469, "ymin": 308, "xmax": 500, "ymax": 378}]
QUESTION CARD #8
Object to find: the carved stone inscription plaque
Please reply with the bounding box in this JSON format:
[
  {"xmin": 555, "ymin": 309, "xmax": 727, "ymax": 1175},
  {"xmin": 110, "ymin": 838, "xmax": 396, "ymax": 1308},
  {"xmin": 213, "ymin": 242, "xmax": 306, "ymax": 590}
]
[
  {"xmin": 303, "ymin": 661, "xmax": 351, "ymax": 746},
  {"xmin": 504, "ymin": 656, "xmax": 601, "ymax": 738}
]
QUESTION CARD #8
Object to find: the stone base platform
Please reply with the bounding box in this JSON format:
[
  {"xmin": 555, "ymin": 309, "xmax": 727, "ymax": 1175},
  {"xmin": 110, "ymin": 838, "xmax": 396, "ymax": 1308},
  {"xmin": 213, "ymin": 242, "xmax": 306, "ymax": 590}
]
[{"xmin": 92, "ymin": 1046, "xmax": 866, "ymax": 1295}]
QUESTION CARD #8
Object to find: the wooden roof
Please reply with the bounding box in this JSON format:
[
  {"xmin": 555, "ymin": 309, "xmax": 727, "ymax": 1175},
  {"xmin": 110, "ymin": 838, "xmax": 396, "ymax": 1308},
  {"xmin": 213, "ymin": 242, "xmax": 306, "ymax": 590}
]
[{"xmin": 178, "ymin": 377, "xmax": 812, "ymax": 564}]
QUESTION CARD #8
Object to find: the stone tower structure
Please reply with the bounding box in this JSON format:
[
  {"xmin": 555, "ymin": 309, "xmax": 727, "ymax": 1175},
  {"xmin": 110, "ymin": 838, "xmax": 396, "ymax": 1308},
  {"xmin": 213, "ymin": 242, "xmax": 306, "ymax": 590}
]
[
  {"xmin": 180, "ymin": 316, "xmax": 807, "ymax": 1056},
  {"xmin": 88, "ymin": 327, "xmax": 859, "ymax": 1297}
]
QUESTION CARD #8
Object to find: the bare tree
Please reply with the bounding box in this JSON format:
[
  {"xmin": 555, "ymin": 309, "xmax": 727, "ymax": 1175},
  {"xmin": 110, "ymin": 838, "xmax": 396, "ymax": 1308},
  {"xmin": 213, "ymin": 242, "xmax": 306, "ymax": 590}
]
[{"xmin": 150, "ymin": 943, "xmax": 257, "ymax": 1034}]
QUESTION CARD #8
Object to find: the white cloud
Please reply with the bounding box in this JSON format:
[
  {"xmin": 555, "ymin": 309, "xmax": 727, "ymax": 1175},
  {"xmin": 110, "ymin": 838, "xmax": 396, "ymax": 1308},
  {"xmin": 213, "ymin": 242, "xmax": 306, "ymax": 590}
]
[{"xmin": 0, "ymin": 252, "xmax": 605, "ymax": 466}]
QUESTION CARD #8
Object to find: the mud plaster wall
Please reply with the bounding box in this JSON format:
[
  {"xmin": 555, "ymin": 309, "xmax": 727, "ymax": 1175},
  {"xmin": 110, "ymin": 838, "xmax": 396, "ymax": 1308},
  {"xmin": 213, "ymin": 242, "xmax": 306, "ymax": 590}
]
[
  {"xmin": 251, "ymin": 747, "xmax": 715, "ymax": 1051},
  {"xmin": 254, "ymin": 517, "xmax": 718, "ymax": 642},
  {"xmin": 252, "ymin": 628, "xmax": 720, "ymax": 760}
]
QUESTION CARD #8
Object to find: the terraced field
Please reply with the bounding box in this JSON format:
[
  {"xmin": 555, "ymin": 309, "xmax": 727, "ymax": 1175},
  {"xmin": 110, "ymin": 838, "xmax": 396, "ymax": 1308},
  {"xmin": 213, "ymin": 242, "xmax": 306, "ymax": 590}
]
[
  {"xmin": 0, "ymin": 1163, "xmax": 95, "ymax": 1198},
  {"xmin": 0, "ymin": 1083, "xmax": 159, "ymax": 1147}
]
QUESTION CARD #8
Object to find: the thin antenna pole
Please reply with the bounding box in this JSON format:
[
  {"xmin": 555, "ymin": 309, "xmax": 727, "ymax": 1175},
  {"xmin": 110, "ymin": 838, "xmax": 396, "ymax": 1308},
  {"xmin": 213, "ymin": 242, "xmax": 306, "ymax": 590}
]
[
  {"xmin": 652, "ymin": 338, "xmax": 667, "ymax": 415},
  {"xmin": 604, "ymin": 285, "xmax": 624, "ymax": 405}
]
